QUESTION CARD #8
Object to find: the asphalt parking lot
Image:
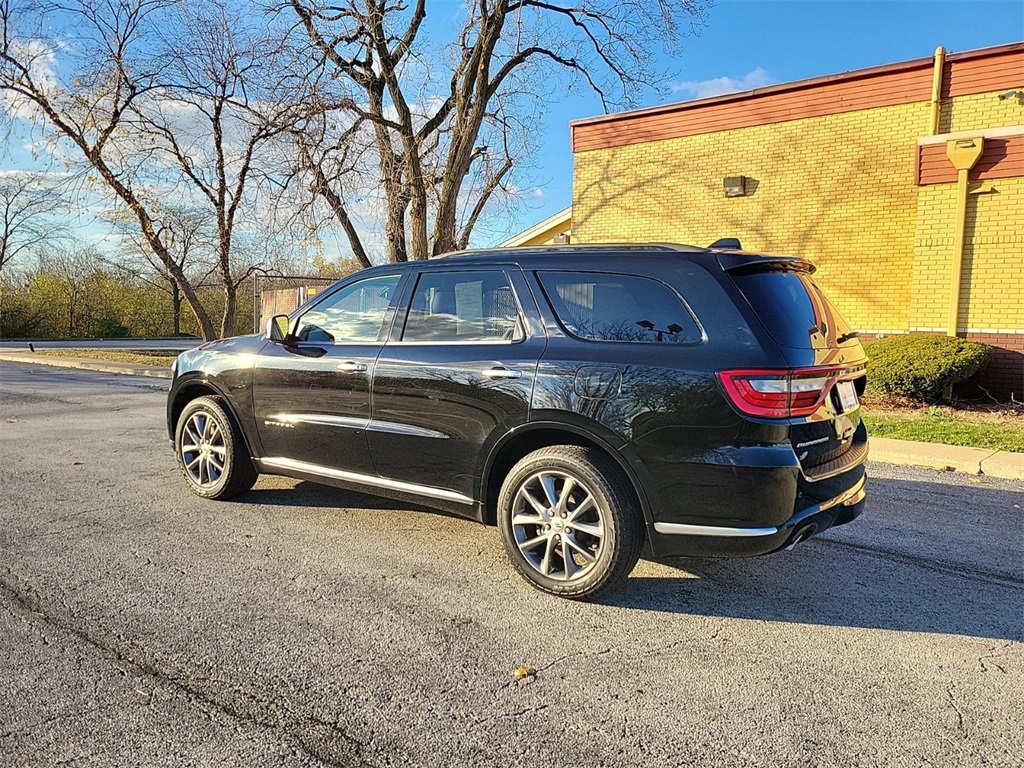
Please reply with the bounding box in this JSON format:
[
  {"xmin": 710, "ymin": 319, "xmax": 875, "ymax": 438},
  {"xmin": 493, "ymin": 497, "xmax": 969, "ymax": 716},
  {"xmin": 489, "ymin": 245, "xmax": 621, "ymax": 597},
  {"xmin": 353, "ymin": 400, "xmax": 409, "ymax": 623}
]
[{"xmin": 1, "ymin": 362, "xmax": 1021, "ymax": 767}]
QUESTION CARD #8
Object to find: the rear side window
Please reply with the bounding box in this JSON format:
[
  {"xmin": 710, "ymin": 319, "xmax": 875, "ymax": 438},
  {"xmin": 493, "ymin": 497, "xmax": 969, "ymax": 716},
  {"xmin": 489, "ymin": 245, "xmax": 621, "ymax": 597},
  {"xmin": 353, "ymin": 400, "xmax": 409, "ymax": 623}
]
[
  {"xmin": 537, "ymin": 271, "xmax": 700, "ymax": 343},
  {"xmin": 729, "ymin": 270, "xmax": 855, "ymax": 350},
  {"xmin": 402, "ymin": 270, "xmax": 524, "ymax": 342}
]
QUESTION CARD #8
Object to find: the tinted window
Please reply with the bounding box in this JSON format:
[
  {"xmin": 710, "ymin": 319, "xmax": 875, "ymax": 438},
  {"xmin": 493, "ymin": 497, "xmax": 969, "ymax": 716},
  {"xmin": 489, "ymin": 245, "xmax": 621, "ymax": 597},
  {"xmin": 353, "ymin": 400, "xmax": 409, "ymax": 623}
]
[
  {"xmin": 295, "ymin": 274, "xmax": 400, "ymax": 343},
  {"xmin": 402, "ymin": 270, "xmax": 523, "ymax": 342},
  {"xmin": 729, "ymin": 270, "xmax": 854, "ymax": 350},
  {"xmin": 537, "ymin": 271, "xmax": 699, "ymax": 343}
]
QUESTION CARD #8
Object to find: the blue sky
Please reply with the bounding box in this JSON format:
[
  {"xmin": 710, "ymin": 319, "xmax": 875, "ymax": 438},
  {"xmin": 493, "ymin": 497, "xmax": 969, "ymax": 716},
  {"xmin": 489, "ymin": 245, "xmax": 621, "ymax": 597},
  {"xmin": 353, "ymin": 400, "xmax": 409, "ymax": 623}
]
[
  {"xmin": 512, "ymin": 0, "xmax": 1024, "ymax": 233},
  {"xmin": 3, "ymin": 0, "xmax": 1021, "ymax": 253}
]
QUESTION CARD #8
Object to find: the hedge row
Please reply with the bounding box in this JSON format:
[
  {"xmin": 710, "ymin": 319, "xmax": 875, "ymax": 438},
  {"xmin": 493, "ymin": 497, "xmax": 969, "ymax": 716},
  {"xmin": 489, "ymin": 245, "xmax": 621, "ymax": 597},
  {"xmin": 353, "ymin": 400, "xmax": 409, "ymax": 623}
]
[{"xmin": 866, "ymin": 334, "xmax": 993, "ymax": 401}]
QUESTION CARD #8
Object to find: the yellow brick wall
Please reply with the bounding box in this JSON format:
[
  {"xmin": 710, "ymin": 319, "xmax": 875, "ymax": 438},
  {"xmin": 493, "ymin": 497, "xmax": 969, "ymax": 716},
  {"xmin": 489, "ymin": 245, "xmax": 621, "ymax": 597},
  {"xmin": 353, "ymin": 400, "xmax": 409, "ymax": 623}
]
[
  {"xmin": 939, "ymin": 91, "xmax": 1024, "ymax": 133},
  {"xmin": 909, "ymin": 184, "xmax": 959, "ymax": 330},
  {"xmin": 572, "ymin": 89, "xmax": 1023, "ymax": 336},
  {"xmin": 911, "ymin": 177, "xmax": 1024, "ymax": 332},
  {"xmin": 961, "ymin": 177, "xmax": 1024, "ymax": 331},
  {"xmin": 572, "ymin": 102, "xmax": 929, "ymax": 333}
]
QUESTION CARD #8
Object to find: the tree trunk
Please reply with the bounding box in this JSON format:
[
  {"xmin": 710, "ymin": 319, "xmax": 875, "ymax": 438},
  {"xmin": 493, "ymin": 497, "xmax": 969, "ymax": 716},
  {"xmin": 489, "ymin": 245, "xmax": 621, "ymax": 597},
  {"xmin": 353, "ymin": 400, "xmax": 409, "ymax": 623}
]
[
  {"xmin": 93, "ymin": 157, "xmax": 217, "ymax": 340},
  {"xmin": 172, "ymin": 282, "xmax": 182, "ymax": 337},
  {"xmin": 221, "ymin": 284, "xmax": 236, "ymax": 340}
]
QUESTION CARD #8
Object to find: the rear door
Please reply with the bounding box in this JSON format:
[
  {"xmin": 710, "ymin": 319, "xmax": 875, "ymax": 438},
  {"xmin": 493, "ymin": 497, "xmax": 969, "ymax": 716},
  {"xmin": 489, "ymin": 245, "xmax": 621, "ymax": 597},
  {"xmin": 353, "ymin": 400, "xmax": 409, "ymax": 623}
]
[{"xmin": 367, "ymin": 266, "xmax": 544, "ymax": 503}]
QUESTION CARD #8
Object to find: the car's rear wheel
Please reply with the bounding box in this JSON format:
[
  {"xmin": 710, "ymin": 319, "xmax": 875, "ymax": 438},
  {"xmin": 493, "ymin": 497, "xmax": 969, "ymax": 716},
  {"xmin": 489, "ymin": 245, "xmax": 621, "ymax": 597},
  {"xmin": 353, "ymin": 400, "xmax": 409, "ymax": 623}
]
[
  {"xmin": 497, "ymin": 445, "xmax": 644, "ymax": 599},
  {"xmin": 175, "ymin": 396, "xmax": 257, "ymax": 500}
]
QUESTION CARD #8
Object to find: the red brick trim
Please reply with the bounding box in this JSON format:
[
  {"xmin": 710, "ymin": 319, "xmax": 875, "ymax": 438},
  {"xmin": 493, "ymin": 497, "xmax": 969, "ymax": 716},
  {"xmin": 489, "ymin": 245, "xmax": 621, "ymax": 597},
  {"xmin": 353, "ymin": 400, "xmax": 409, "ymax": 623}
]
[
  {"xmin": 961, "ymin": 333, "xmax": 1024, "ymax": 400},
  {"xmin": 917, "ymin": 135, "xmax": 1024, "ymax": 185},
  {"xmin": 571, "ymin": 43, "xmax": 1024, "ymax": 153}
]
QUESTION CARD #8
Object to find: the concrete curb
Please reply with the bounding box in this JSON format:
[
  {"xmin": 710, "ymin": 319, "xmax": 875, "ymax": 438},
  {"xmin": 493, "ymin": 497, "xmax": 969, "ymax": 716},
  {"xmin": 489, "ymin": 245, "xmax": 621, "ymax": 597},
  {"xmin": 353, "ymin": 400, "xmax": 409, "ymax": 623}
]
[
  {"xmin": 0, "ymin": 352, "xmax": 171, "ymax": 380},
  {"xmin": 2, "ymin": 351, "xmax": 1020, "ymax": 480},
  {"xmin": 860, "ymin": 438, "xmax": 1021, "ymax": 481}
]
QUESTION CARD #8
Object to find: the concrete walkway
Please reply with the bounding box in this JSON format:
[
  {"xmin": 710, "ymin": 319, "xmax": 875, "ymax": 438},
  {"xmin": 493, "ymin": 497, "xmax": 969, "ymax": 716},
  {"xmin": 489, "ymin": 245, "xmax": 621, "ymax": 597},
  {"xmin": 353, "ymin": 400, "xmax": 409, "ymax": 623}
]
[
  {"xmin": 2, "ymin": 350, "xmax": 1021, "ymax": 481},
  {"xmin": 0, "ymin": 351, "xmax": 172, "ymax": 380}
]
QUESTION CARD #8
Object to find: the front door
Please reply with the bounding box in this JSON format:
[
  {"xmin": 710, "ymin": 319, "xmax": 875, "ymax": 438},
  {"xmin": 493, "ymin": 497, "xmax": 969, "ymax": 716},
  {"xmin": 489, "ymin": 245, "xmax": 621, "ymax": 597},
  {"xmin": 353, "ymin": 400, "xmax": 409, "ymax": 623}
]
[
  {"xmin": 368, "ymin": 267, "xmax": 545, "ymax": 503},
  {"xmin": 252, "ymin": 272, "xmax": 403, "ymax": 475}
]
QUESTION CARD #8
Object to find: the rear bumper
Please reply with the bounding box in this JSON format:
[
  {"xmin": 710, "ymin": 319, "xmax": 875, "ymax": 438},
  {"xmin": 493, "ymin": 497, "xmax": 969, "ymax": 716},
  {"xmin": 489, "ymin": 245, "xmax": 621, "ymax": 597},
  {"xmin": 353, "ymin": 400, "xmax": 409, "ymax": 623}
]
[{"xmin": 647, "ymin": 470, "xmax": 866, "ymax": 558}]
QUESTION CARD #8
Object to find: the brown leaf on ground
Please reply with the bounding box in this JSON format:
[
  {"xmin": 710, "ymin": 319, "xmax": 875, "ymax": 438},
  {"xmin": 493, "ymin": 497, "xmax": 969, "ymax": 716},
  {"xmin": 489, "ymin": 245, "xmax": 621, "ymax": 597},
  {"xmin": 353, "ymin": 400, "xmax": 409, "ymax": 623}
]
[{"xmin": 513, "ymin": 666, "xmax": 535, "ymax": 679}]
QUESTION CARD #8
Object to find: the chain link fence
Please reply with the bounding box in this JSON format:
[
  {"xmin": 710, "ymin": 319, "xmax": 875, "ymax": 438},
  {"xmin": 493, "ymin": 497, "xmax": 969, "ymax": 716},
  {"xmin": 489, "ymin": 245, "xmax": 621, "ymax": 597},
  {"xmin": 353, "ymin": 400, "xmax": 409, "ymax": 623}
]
[{"xmin": 252, "ymin": 274, "xmax": 338, "ymax": 334}]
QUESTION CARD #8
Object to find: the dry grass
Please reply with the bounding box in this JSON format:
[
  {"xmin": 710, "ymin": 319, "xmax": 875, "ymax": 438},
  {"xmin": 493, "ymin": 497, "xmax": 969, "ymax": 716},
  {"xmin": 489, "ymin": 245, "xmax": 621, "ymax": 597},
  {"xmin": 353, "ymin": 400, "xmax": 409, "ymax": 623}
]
[{"xmin": 33, "ymin": 349, "xmax": 178, "ymax": 368}]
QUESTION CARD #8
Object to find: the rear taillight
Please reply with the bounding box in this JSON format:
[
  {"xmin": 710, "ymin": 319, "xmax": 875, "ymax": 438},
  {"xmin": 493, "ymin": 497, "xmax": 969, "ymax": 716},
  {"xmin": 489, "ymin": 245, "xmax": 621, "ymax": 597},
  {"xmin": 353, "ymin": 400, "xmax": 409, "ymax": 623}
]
[{"xmin": 717, "ymin": 368, "xmax": 839, "ymax": 418}]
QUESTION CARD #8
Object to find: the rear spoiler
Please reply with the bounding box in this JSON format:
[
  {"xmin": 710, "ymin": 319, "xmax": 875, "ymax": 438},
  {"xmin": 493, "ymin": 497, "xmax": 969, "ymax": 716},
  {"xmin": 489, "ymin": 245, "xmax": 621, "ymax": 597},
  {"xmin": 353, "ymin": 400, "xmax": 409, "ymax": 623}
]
[{"xmin": 715, "ymin": 252, "xmax": 816, "ymax": 275}]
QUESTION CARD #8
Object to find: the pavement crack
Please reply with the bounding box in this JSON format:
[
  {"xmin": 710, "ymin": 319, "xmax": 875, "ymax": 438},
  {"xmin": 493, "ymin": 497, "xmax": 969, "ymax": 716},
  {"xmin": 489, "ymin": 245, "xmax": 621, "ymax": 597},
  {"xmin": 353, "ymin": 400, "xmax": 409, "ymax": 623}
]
[
  {"xmin": 0, "ymin": 571, "xmax": 373, "ymax": 768},
  {"xmin": 0, "ymin": 703, "xmax": 120, "ymax": 741},
  {"xmin": 945, "ymin": 682, "xmax": 967, "ymax": 738},
  {"xmin": 979, "ymin": 642, "xmax": 1012, "ymax": 674}
]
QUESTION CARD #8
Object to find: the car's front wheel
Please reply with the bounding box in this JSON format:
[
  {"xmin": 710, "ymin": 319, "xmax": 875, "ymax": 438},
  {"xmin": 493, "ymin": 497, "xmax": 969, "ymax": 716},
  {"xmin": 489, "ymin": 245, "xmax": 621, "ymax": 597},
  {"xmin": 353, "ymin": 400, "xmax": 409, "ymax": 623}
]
[
  {"xmin": 175, "ymin": 396, "xmax": 258, "ymax": 500},
  {"xmin": 497, "ymin": 446, "xmax": 644, "ymax": 599}
]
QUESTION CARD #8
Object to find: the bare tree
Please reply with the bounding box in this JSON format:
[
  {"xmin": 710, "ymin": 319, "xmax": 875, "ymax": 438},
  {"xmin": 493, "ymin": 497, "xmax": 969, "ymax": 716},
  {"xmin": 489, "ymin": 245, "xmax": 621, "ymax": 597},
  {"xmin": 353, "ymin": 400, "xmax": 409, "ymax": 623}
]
[
  {"xmin": 103, "ymin": 204, "xmax": 218, "ymax": 336},
  {"xmin": 35, "ymin": 246, "xmax": 100, "ymax": 337},
  {"xmin": 0, "ymin": 0, "xmax": 311, "ymax": 339},
  {"xmin": 133, "ymin": 0, "xmax": 310, "ymax": 336},
  {"xmin": 286, "ymin": 0, "xmax": 709, "ymax": 262},
  {"xmin": 0, "ymin": 171, "xmax": 68, "ymax": 271},
  {"xmin": 0, "ymin": 0, "xmax": 223, "ymax": 338}
]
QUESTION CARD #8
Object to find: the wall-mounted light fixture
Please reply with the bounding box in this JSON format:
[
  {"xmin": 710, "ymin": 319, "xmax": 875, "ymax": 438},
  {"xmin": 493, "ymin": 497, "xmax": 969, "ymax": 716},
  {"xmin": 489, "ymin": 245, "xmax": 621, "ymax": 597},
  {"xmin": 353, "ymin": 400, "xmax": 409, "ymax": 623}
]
[{"xmin": 723, "ymin": 176, "xmax": 748, "ymax": 197}]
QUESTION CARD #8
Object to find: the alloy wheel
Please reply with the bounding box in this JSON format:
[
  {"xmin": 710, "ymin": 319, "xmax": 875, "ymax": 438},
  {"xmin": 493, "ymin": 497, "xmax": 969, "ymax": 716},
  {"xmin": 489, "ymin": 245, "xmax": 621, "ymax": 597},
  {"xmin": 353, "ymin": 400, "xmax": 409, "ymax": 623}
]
[
  {"xmin": 179, "ymin": 410, "xmax": 227, "ymax": 488},
  {"xmin": 511, "ymin": 470, "xmax": 605, "ymax": 581}
]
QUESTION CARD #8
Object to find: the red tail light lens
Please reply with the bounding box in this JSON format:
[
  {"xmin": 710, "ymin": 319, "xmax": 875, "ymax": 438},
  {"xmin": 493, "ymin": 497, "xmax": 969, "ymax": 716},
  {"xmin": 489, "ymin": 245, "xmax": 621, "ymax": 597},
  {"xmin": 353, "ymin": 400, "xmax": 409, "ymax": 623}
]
[{"xmin": 717, "ymin": 368, "xmax": 838, "ymax": 418}]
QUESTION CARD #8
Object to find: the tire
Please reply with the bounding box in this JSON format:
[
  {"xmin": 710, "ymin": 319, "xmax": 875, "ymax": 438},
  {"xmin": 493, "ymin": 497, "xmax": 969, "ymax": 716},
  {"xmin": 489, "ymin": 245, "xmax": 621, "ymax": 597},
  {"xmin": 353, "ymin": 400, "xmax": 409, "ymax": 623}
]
[
  {"xmin": 175, "ymin": 396, "xmax": 258, "ymax": 500},
  {"xmin": 497, "ymin": 445, "xmax": 644, "ymax": 599}
]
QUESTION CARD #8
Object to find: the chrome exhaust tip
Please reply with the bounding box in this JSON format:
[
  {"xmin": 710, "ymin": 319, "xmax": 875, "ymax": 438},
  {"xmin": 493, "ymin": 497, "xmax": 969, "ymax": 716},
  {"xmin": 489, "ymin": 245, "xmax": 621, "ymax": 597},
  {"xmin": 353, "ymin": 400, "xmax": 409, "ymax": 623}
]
[{"xmin": 783, "ymin": 524, "xmax": 817, "ymax": 551}]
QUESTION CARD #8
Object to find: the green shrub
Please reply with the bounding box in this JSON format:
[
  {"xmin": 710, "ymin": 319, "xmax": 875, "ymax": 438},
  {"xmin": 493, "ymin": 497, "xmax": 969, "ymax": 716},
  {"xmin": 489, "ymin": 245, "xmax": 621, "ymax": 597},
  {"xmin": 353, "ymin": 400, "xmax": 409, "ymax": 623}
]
[{"xmin": 866, "ymin": 335, "xmax": 994, "ymax": 401}]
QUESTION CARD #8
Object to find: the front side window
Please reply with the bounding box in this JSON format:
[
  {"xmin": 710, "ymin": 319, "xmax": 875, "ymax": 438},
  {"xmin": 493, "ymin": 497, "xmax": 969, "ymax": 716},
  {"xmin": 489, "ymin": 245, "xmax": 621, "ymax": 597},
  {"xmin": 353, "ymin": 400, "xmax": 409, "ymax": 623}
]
[
  {"xmin": 295, "ymin": 274, "xmax": 400, "ymax": 343},
  {"xmin": 537, "ymin": 271, "xmax": 700, "ymax": 343},
  {"xmin": 402, "ymin": 270, "xmax": 524, "ymax": 342}
]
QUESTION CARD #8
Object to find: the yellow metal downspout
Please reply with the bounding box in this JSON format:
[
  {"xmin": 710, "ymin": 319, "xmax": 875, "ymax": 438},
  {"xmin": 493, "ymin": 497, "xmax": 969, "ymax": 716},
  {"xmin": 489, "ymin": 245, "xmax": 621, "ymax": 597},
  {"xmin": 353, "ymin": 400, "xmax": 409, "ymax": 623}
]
[
  {"xmin": 929, "ymin": 46, "xmax": 946, "ymax": 135},
  {"xmin": 944, "ymin": 138, "xmax": 984, "ymax": 337}
]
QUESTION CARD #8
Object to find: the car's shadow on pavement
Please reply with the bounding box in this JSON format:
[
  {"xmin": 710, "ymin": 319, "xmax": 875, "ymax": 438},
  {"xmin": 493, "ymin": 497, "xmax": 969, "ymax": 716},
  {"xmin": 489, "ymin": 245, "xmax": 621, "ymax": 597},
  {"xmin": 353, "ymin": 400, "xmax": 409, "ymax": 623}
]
[
  {"xmin": 605, "ymin": 474, "xmax": 1024, "ymax": 642},
  {"xmin": 237, "ymin": 474, "xmax": 1022, "ymax": 642},
  {"xmin": 605, "ymin": 551, "xmax": 1022, "ymax": 642},
  {"xmin": 235, "ymin": 481, "xmax": 459, "ymax": 518}
]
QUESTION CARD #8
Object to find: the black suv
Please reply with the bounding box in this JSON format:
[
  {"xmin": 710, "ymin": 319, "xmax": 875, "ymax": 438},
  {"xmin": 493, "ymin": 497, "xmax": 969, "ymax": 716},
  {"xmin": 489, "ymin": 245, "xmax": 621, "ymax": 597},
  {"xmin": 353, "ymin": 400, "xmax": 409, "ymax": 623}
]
[{"xmin": 168, "ymin": 244, "xmax": 868, "ymax": 598}]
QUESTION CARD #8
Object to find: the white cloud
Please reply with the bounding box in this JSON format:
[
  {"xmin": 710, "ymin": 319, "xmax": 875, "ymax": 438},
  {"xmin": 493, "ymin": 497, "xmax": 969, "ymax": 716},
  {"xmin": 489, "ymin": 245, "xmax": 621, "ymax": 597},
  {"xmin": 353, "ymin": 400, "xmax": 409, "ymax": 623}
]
[
  {"xmin": 533, "ymin": 188, "xmax": 544, "ymax": 199},
  {"xmin": 671, "ymin": 67, "xmax": 775, "ymax": 100},
  {"xmin": 2, "ymin": 39, "xmax": 58, "ymax": 120}
]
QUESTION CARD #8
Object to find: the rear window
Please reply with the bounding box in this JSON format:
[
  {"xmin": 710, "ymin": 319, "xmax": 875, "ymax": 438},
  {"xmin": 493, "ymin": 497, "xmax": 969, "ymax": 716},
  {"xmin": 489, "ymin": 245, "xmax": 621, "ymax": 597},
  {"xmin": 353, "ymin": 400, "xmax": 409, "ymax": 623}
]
[
  {"xmin": 729, "ymin": 270, "xmax": 855, "ymax": 350},
  {"xmin": 537, "ymin": 271, "xmax": 700, "ymax": 343},
  {"xmin": 402, "ymin": 270, "xmax": 524, "ymax": 342}
]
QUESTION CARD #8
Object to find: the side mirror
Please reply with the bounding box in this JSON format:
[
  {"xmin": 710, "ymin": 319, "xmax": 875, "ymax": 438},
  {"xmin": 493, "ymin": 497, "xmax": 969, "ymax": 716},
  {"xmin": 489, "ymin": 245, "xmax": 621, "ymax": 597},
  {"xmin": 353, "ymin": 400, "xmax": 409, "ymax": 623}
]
[{"xmin": 266, "ymin": 314, "xmax": 292, "ymax": 343}]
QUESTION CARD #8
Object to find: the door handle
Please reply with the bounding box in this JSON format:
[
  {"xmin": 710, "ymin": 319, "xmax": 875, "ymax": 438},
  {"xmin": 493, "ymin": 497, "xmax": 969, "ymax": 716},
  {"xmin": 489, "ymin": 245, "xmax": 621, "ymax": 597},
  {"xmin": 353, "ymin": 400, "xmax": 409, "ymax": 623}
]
[
  {"xmin": 337, "ymin": 361, "xmax": 368, "ymax": 373},
  {"xmin": 482, "ymin": 366, "xmax": 522, "ymax": 379}
]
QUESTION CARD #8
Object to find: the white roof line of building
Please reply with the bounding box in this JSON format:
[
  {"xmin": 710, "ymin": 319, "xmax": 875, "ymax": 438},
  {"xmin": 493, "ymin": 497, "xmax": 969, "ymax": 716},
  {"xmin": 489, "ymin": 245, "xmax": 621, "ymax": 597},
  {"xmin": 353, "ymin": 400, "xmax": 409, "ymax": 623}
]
[{"xmin": 499, "ymin": 206, "xmax": 572, "ymax": 247}]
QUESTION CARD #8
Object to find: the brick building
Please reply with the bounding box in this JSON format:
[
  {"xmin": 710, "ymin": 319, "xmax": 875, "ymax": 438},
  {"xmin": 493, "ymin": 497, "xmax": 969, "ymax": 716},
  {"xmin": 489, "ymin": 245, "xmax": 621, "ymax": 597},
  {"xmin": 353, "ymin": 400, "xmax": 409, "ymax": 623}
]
[{"xmin": 514, "ymin": 43, "xmax": 1023, "ymax": 397}]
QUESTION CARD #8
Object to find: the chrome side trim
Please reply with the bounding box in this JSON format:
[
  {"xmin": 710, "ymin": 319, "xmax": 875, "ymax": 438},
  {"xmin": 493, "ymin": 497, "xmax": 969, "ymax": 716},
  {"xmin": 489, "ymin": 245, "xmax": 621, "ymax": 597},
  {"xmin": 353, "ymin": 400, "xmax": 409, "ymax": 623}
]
[
  {"xmin": 366, "ymin": 420, "xmax": 449, "ymax": 439},
  {"xmin": 268, "ymin": 413, "xmax": 369, "ymax": 430},
  {"xmin": 653, "ymin": 522, "xmax": 778, "ymax": 537},
  {"xmin": 258, "ymin": 456, "xmax": 473, "ymax": 505},
  {"xmin": 266, "ymin": 413, "xmax": 448, "ymax": 439}
]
